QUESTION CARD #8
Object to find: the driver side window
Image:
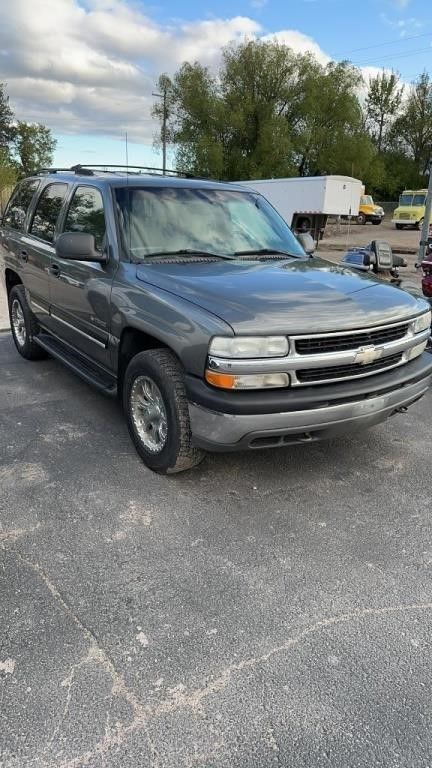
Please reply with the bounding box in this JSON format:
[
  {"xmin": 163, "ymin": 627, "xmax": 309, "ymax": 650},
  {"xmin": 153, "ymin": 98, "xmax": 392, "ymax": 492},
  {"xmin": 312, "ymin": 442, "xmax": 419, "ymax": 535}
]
[{"xmin": 63, "ymin": 186, "xmax": 106, "ymax": 251}]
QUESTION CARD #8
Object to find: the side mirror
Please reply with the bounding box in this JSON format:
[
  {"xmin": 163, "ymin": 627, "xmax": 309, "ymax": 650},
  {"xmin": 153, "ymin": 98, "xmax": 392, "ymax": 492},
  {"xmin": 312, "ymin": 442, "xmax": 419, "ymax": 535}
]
[
  {"xmin": 296, "ymin": 232, "xmax": 316, "ymax": 255},
  {"xmin": 55, "ymin": 232, "xmax": 107, "ymax": 263}
]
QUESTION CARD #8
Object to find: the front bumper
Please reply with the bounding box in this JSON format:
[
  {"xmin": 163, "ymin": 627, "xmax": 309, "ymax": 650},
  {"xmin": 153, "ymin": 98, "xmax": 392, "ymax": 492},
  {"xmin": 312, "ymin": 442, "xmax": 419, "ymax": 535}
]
[
  {"xmin": 188, "ymin": 355, "xmax": 432, "ymax": 451},
  {"xmin": 392, "ymin": 219, "xmax": 418, "ymax": 226}
]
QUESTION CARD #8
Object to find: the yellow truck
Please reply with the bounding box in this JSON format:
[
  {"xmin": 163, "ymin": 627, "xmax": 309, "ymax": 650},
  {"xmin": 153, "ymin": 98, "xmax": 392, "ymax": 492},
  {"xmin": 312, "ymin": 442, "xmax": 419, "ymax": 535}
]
[
  {"xmin": 356, "ymin": 190, "xmax": 385, "ymax": 225},
  {"xmin": 392, "ymin": 189, "xmax": 431, "ymax": 230}
]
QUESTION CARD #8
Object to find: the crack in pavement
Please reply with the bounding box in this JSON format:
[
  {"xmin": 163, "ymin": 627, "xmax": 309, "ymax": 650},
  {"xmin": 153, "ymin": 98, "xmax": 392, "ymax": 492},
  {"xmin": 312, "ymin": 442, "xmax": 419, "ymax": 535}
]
[{"xmin": 7, "ymin": 547, "xmax": 432, "ymax": 767}]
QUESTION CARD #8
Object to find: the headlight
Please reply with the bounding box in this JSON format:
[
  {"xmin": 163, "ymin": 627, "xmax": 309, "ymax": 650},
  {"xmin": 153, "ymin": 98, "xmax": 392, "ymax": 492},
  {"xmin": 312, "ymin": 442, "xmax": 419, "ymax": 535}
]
[
  {"xmin": 413, "ymin": 311, "xmax": 431, "ymax": 334},
  {"xmin": 209, "ymin": 336, "xmax": 289, "ymax": 358}
]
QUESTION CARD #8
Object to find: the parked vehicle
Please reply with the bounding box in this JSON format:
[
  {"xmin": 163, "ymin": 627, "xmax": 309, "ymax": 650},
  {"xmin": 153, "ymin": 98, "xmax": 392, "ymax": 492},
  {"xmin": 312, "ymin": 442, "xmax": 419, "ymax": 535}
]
[
  {"xmin": 237, "ymin": 175, "xmax": 362, "ymax": 242},
  {"xmin": 1, "ymin": 166, "xmax": 431, "ymax": 474},
  {"xmin": 392, "ymin": 189, "xmax": 431, "ymax": 230},
  {"xmin": 356, "ymin": 188, "xmax": 384, "ymax": 226}
]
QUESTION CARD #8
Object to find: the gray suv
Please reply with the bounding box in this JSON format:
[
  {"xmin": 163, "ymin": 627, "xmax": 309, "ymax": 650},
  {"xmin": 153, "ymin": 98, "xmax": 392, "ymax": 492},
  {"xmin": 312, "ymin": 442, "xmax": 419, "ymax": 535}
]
[{"xmin": 1, "ymin": 165, "xmax": 431, "ymax": 473}]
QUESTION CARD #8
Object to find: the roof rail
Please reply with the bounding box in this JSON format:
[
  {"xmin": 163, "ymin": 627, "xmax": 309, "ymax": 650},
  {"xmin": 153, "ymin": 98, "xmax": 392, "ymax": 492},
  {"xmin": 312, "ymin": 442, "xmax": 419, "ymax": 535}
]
[
  {"xmin": 71, "ymin": 164, "xmax": 198, "ymax": 178},
  {"xmin": 37, "ymin": 164, "xmax": 202, "ymax": 178}
]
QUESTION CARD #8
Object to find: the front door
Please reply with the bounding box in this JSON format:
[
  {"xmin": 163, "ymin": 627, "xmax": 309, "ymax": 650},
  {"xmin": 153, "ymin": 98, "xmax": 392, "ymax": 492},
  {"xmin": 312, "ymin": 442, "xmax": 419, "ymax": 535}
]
[{"xmin": 48, "ymin": 184, "xmax": 115, "ymax": 369}]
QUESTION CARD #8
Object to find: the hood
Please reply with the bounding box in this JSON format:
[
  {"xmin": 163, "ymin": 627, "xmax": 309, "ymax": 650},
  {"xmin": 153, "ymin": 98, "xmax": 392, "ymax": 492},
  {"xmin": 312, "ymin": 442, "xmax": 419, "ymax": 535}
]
[{"xmin": 136, "ymin": 257, "xmax": 426, "ymax": 335}]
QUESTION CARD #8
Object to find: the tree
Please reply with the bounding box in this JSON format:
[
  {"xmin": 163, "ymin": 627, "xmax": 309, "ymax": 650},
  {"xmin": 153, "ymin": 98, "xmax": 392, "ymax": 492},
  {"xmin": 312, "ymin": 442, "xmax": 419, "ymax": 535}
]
[
  {"xmin": 0, "ymin": 83, "xmax": 15, "ymax": 151},
  {"xmin": 14, "ymin": 122, "xmax": 56, "ymax": 176},
  {"xmin": 364, "ymin": 70, "xmax": 403, "ymax": 154},
  {"xmin": 391, "ymin": 72, "xmax": 432, "ymax": 175},
  {"xmin": 155, "ymin": 41, "xmax": 375, "ymax": 182}
]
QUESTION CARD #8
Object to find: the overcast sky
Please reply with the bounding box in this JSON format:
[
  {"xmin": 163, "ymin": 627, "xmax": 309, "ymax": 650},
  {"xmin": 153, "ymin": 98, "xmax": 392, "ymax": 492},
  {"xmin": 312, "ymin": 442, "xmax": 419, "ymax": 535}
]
[{"xmin": 0, "ymin": 0, "xmax": 430, "ymax": 167}]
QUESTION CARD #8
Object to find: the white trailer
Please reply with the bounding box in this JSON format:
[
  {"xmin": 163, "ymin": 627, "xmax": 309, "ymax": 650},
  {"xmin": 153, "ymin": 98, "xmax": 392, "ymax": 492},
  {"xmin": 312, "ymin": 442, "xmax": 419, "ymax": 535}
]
[{"xmin": 236, "ymin": 175, "xmax": 362, "ymax": 244}]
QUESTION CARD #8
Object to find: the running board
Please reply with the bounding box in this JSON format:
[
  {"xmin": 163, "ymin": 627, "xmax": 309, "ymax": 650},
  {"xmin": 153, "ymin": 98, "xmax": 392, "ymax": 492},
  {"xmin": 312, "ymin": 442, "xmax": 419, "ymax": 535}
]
[{"xmin": 35, "ymin": 333, "xmax": 117, "ymax": 396}]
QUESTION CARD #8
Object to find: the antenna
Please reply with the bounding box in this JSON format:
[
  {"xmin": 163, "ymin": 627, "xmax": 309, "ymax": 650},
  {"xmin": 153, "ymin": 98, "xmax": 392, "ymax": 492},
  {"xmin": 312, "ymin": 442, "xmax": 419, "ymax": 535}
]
[{"xmin": 125, "ymin": 132, "xmax": 129, "ymax": 174}]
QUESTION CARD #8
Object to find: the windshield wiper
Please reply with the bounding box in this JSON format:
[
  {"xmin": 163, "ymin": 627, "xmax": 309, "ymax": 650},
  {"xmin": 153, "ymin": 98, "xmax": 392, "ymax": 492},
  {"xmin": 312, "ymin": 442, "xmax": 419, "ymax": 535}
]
[
  {"xmin": 234, "ymin": 248, "xmax": 300, "ymax": 258},
  {"xmin": 145, "ymin": 249, "xmax": 236, "ymax": 260}
]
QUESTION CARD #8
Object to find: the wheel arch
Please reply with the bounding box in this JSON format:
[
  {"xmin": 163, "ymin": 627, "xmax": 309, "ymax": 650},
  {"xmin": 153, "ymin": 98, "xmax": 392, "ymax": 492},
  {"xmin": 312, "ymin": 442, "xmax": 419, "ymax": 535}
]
[
  {"xmin": 5, "ymin": 268, "xmax": 23, "ymax": 297},
  {"xmin": 117, "ymin": 326, "xmax": 177, "ymax": 396}
]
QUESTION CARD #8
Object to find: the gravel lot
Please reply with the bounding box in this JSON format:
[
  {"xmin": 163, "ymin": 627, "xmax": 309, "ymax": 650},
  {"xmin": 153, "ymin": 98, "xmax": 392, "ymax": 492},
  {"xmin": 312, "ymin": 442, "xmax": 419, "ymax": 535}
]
[{"xmin": 1, "ymin": 331, "xmax": 432, "ymax": 767}]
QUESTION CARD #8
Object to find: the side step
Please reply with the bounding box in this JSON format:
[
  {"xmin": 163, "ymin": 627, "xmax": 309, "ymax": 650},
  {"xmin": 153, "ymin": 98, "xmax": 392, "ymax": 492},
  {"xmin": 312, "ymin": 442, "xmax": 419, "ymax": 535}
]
[{"xmin": 35, "ymin": 333, "xmax": 117, "ymax": 396}]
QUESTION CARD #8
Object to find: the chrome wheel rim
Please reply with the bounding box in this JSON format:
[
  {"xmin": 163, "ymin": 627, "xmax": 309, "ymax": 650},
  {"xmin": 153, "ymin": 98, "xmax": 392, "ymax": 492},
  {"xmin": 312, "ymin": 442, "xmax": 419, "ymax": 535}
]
[
  {"xmin": 11, "ymin": 299, "xmax": 26, "ymax": 346},
  {"xmin": 130, "ymin": 376, "xmax": 168, "ymax": 454}
]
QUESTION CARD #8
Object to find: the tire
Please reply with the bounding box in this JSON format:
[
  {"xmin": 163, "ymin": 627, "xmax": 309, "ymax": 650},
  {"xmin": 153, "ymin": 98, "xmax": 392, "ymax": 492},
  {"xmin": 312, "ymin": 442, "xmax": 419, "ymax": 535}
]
[
  {"xmin": 123, "ymin": 349, "xmax": 205, "ymax": 474},
  {"xmin": 357, "ymin": 213, "xmax": 366, "ymax": 225},
  {"xmin": 395, "ymin": 224, "xmax": 403, "ymax": 230},
  {"xmin": 8, "ymin": 285, "xmax": 48, "ymax": 360},
  {"xmin": 296, "ymin": 217, "xmax": 311, "ymax": 233},
  {"xmin": 372, "ymin": 220, "xmax": 381, "ymax": 225},
  {"xmin": 415, "ymin": 218, "xmax": 424, "ymax": 231}
]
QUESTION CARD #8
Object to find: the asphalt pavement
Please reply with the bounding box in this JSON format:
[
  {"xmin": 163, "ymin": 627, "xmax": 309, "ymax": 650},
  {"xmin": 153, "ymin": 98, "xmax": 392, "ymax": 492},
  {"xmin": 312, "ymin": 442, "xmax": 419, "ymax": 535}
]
[{"xmin": 1, "ymin": 331, "xmax": 432, "ymax": 767}]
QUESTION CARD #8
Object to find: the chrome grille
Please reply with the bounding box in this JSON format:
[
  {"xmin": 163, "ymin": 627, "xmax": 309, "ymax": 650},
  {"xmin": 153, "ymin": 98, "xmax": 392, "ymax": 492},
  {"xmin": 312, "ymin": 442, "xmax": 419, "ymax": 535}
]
[
  {"xmin": 295, "ymin": 324, "xmax": 409, "ymax": 355},
  {"xmin": 297, "ymin": 352, "xmax": 403, "ymax": 384}
]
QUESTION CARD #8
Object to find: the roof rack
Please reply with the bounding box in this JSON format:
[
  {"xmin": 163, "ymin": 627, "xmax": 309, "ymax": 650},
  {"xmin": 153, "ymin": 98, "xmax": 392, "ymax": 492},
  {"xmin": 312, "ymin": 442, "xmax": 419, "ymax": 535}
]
[{"xmin": 37, "ymin": 164, "xmax": 200, "ymax": 178}]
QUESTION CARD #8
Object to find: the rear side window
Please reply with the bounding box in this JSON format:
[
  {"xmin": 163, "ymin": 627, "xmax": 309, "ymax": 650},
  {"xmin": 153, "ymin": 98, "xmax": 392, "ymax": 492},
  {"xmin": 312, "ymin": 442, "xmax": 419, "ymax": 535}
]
[
  {"xmin": 3, "ymin": 180, "xmax": 40, "ymax": 231},
  {"xmin": 63, "ymin": 186, "xmax": 106, "ymax": 251},
  {"xmin": 30, "ymin": 183, "xmax": 68, "ymax": 243}
]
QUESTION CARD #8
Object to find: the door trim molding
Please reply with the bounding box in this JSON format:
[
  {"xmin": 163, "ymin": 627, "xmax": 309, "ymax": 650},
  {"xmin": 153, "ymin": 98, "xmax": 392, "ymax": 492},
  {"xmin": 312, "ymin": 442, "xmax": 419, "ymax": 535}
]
[{"xmin": 51, "ymin": 312, "xmax": 107, "ymax": 348}]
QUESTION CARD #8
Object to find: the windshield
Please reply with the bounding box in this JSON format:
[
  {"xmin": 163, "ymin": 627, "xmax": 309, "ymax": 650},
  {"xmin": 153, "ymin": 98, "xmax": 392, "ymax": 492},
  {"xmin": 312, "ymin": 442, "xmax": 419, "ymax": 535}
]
[
  {"xmin": 413, "ymin": 194, "xmax": 426, "ymax": 206},
  {"xmin": 361, "ymin": 195, "xmax": 373, "ymax": 205},
  {"xmin": 399, "ymin": 194, "xmax": 413, "ymax": 206},
  {"xmin": 115, "ymin": 187, "xmax": 305, "ymax": 261}
]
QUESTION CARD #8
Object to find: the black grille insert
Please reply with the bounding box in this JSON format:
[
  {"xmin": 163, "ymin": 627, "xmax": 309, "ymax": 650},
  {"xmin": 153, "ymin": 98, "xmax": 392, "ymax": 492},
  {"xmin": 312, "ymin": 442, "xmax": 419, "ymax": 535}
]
[
  {"xmin": 295, "ymin": 324, "xmax": 409, "ymax": 355},
  {"xmin": 297, "ymin": 352, "xmax": 403, "ymax": 383}
]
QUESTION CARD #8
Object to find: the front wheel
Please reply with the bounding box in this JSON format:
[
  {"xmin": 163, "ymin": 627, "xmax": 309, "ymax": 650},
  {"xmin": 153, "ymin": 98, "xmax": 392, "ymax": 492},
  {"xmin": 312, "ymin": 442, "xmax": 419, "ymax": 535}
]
[
  {"xmin": 357, "ymin": 213, "xmax": 366, "ymax": 225},
  {"xmin": 123, "ymin": 349, "xmax": 205, "ymax": 474},
  {"xmin": 372, "ymin": 220, "xmax": 381, "ymax": 225},
  {"xmin": 415, "ymin": 218, "xmax": 424, "ymax": 231},
  {"xmin": 395, "ymin": 224, "xmax": 403, "ymax": 230}
]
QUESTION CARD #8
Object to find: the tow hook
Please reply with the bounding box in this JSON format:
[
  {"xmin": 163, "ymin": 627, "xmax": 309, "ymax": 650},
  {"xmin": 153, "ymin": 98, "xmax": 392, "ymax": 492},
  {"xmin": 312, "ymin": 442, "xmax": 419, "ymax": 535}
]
[{"xmin": 395, "ymin": 406, "xmax": 408, "ymax": 414}]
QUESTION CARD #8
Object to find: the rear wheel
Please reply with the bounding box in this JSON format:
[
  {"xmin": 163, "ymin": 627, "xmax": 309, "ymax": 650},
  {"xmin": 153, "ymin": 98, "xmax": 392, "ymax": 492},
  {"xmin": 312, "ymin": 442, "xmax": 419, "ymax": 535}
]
[
  {"xmin": 123, "ymin": 349, "xmax": 205, "ymax": 474},
  {"xmin": 8, "ymin": 285, "xmax": 47, "ymax": 360}
]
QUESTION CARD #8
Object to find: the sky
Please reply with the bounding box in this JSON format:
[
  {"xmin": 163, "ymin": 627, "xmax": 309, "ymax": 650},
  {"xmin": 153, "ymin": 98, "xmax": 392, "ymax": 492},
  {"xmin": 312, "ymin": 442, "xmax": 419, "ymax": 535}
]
[{"xmin": 0, "ymin": 0, "xmax": 431, "ymax": 169}]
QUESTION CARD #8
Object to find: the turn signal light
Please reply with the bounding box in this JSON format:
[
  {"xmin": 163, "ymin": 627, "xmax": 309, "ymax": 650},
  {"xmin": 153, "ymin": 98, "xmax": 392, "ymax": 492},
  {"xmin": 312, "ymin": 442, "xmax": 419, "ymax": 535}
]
[{"xmin": 205, "ymin": 370, "xmax": 290, "ymax": 390}]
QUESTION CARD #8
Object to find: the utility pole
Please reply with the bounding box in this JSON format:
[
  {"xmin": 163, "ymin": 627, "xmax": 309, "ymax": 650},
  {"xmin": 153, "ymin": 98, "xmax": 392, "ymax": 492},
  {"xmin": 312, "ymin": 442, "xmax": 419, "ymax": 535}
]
[
  {"xmin": 418, "ymin": 158, "xmax": 432, "ymax": 264},
  {"xmin": 152, "ymin": 87, "xmax": 168, "ymax": 175}
]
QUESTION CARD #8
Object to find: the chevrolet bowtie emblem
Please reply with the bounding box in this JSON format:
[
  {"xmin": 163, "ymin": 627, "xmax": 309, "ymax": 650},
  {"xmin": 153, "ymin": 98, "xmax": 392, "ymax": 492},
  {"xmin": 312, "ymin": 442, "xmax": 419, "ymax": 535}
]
[{"xmin": 354, "ymin": 345, "xmax": 383, "ymax": 365}]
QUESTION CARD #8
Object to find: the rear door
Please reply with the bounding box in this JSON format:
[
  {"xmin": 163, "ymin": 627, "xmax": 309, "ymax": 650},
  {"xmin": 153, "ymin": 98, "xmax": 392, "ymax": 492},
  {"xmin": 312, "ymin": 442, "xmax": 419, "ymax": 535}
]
[
  {"xmin": 0, "ymin": 179, "xmax": 42, "ymax": 304},
  {"xmin": 48, "ymin": 184, "xmax": 114, "ymax": 368},
  {"xmin": 24, "ymin": 182, "xmax": 69, "ymax": 324}
]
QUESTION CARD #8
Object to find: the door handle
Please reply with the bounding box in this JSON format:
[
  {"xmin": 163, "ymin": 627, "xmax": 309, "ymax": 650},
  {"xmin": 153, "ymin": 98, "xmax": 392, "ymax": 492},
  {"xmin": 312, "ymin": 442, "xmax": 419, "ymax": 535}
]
[
  {"xmin": 20, "ymin": 250, "xmax": 28, "ymax": 262},
  {"xmin": 49, "ymin": 263, "xmax": 61, "ymax": 277}
]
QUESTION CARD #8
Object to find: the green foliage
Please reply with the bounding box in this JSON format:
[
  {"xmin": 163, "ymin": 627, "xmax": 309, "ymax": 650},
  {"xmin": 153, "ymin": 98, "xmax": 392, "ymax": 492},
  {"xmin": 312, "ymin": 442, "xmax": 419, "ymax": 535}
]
[
  {"xmin": 364, "ymin": 71, "xmax": 403, "ymax": 153},
  {"xmin": 391, "ymin": 71, "xmax": 432, "ymax": 175},
  {"xmin": 0, "ymin": 83, "xmax": 56, "ymax": 180},
  {"xmin": 156, "ymin": 42, "xmax": 376, "ymax": 185},
  {"xmin": 14, "ymin": 121, "xmax": 56, "ymax": 176},
  {"xmin": 154, "ymin": 41, "xmax": 432, "ymax": 199}
]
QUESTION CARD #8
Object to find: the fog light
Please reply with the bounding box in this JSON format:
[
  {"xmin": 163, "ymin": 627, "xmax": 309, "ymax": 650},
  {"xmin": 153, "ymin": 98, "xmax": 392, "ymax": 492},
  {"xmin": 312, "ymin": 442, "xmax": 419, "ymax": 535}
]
[
  {"xmin": 407, "ymin": 341, "xmax": 428, "ymax": 360},
  {"xmin": 205, "ymin": 370, "xmax": 290, "ymax": 389}
]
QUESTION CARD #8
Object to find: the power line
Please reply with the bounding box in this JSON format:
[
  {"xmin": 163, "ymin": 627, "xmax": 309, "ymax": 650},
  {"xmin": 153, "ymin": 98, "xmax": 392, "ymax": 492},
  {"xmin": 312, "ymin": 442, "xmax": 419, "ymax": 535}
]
[
  {"xmin": 334, "ymin": 29, "xmax": 432, "ymax": 56},
  {"xmin": 353, "ymin": 45, "xmax": 432, "ymax": 66}
]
